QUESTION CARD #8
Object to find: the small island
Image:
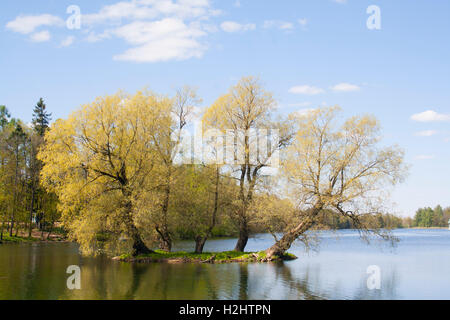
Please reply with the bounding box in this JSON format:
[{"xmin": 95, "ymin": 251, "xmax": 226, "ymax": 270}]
[{"xmin": 113, "ymin": 250, "xmax": 297, "ymax": 264}]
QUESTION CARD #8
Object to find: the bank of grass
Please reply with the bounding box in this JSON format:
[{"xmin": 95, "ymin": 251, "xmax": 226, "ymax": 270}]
[
  {"xmin": 115, "ymin": 249, "xmax": 297, "ymax": 263},
  {"xmin": 0, "ymin": 235, "xmax": 40, "ymax": 243}
]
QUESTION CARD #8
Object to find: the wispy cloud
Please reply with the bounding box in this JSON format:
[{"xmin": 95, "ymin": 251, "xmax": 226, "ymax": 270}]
[
  {"xmin": 415, "ymin": 130, "xmax": 438, "ymax": 137},
  {"xmin": 331, "ymin": 82, "xmax": 360, "ymax": 92},
  {"xmin": 81, "ymin": 0, "xmax": 219, "ymax": 26},
  {"xmin": 6, "ymin": 14, "xmax": 64, "ymax": 34},
  {"xmin": 60, "ymin": 36, "xmax": 75, "ymax": 47},
  {"xmin": 263, "ymin": 20, "xmax": 294, "ymax": 30},
  {"xmin": 332, "ymin": 0, "xmax": 347, "ymax": 4},
  {"xmin": 220, "ymin": 21, "xmax": 255, "ymax": 33},
  {"xmin": 289, "ymin": 85, "xmax": 324, "ymax": 95},
  {"xmin": 30, "ymin": 30, "xmax": 51, "ymax": 42},
  {"xmin": 411, "ymin": 110, "xmax": 450, "ymax": 122}
]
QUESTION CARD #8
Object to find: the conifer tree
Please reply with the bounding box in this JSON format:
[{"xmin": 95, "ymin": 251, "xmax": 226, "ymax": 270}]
[{"xmin": 32, "ymin": 98, "xmax": 51, "ymax": 136}]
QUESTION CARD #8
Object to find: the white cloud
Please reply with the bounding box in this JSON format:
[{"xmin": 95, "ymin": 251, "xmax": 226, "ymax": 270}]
[
  {"xmin": 263, "ymin": 20, "xmax": 294, "ymax": 30},
  {"xmin": 86, "ymin": 30, "xmax": 113, "ymax": 43},
  {"xmin": 220, "ymin": 21, "xmax": 255, "ymax": 32},
  {"xmin": 415, "ymin": 154, "xmax": 435, "ymax": 160},
  {"xmin": 113, "ymin": 18, "xmax": 207, "ymax": 62},
  {"xmin": 415, "ymin": 130, "xmax": 437, "ymax": 137},
  {"xmin": 289, "ymin": 85, "xmax": 324, "ymax": 95},
  {"xmin": 331, "ymin": 82, "xmax": 360, "ymax": 92},
  {"xmin": 411, "ymin": 110, "xmax": 450, "ymax": 122},
  {"xmin": 333, "ymin": 0, "xmax": 347, "ymax": 4},
  {"xmin": 5, "ymin": 0, "xmax": 222, "ymax": 63},
  {"xmin": 234, "ymin": 0, "xmax": 241, "ymax": 8},
  {"xmin": 6, "ymin": 14, "xmax": 64, "ymax": 34},
  {"xmin": 30, "ymin": 30, "xmax": 51, "ymax": 42},
  {"xmin": 60, "ymin": 36, "xmax": 75, "ymax": 47},
  {"xmin": 82, "ymin": 0, "xmax": 217, "ymax": 25},
  {"xmin": 88, "ymin": 0, "xmax": 219, "ymax": 62}
]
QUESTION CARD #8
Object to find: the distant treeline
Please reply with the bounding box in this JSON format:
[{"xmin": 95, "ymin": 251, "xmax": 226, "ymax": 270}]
[
  {"xmin": 318, "ymin": 206, "xmax": 450, "ymax": 230},
  {"xmin": 407, "ymin": 205, "xmax": 450, "ymax": 228}
]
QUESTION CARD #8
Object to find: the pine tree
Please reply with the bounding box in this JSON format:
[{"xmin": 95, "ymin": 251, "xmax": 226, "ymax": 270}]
[
  {"xmin": 32, "ymin": 98, "xmax": 51, "ymax": 136},
  {"xmin": 0, "ymin": 105, "xmax": 11, "ymax": 129}
]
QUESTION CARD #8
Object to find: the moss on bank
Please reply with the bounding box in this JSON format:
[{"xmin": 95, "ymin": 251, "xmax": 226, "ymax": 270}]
[{"xmin": 114, "ymin": 249, "xmax": 297, "ymax": 263}]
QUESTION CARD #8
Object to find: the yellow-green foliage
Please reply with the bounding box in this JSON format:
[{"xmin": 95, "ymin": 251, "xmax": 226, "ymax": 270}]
[{"xmin": 38, "ymin": 90, "xmax": 174, "ymax": 255}]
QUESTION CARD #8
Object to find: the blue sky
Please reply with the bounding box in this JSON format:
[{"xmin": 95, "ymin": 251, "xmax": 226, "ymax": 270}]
[{"xmin": 1, "ymin": 0, "xmax": 449, "ymax": 217}]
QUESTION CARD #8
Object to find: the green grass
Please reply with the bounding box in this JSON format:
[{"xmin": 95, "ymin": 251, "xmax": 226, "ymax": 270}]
[
  {"xmin": 117, "ymin": 249, "xmax": 297, "ymax": 263},
  {"xmin": 0, "ymin": 235, "xmax": 39, "ymax": 243}
]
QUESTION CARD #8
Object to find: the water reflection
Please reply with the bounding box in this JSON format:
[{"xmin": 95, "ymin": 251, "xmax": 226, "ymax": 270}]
[{"xmin": 1, "ymin": 229, "xmax": 450, "ymax": 299}]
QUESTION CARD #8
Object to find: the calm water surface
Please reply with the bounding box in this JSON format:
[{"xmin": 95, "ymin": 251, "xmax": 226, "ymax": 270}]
[{"xmin": 0, "ymin": 229, "xmax": 449, "ymax": 300}]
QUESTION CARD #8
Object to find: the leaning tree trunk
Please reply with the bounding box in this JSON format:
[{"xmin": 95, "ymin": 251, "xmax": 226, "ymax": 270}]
[{"xmin": 265, "ymin": 209, "xmax": 320, "ymax": 260}]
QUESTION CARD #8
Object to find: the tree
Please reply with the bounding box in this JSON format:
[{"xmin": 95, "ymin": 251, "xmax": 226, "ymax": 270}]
[
  {"xmin": 147, "ymin": 86, "xmax": 201, "ymax": 252},
  {"xmin": 0, "ymin": 106, "xmax": 11, "ymax": 129},
  {"xmin": 264, "ymin": 107, "xmax": 407, "ymax": 259},
  {"xmin": 0, "ymin": 106, "xmax": 12, "ymax": 240},
  {"xmin": 28, "ymin": 99, "xmax": 52, "ymax": 238},
  {"xmin": 32, "ymin": 98, "xmax": 51, "ymax": 137},
  {"xmin": 433, "ymin": 205, "xmax": 444, "ymax": 227},
  {"xmin": 6, "ymin": 122, "xmax": 29, "ymax": 236},
  {"xmin": 203, "ymin": 76, "xmax": 292, "ymax": 252},
  {"xmin": 172, "ymin": 164, "xmax": 236, "ymax": 253},
  {"xmin": 38, "ymin": 90, "xmax": 171, "ymax": 256}
]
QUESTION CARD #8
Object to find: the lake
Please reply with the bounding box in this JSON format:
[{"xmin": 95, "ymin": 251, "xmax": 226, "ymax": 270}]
[{"xmin": 0, "ymin": 229, "xmax": 449, "ymax": 300}]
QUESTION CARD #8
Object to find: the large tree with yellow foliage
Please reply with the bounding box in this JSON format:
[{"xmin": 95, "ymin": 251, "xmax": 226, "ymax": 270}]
[
  {"xmin": 203, "ymin": 76, "xmax": 293, "ymax": 252},
  {"xmin": 38, "ymin": 90, "xmax": 174, "ymax": 256},
  {"xmin": 264, "ymin": 107, "xmax": 407, "ymax": 259}
]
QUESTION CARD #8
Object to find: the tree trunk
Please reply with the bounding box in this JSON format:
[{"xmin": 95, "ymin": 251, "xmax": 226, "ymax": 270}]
[
  {"xmin": 195, "ymin": 166, "xmax": 221, "ymax": 254},
  {"xmin": 156, "ymin": 226, "xmax": 172, "ymax": 252},
  {"xmin": 46, "ymin": 221, "xmax": 54, "ymax": 240},
  {"xmin": 41, "ymin": 218, "xmax": 45, "ymax": 240},
  {"xmin": 131, "ymin": 231, "xmax": 152, "ymax": 257},
  {"xmin": 195, "ymin": 236, "xmax": 207, "ymax": 254},
  {"xmin": 158, "ymin": 177, "xmax": 172, "ymax": 252},
  {"xmin": 125, "ymin": 209, "xmax": 153, "ymax": 256},
  {"xmin": 265, "ymin": 209, "xmax": 320, "ymax": 260},
  {"xmin": 14, "ymin": 222, "xmax": 19, "ymax": 237},
  {"xmin": 234, "ymin": 221, "xmax": 249, "ymax": 252},
  {"xmin": 9, "ymin": 218, "xmax": 14, "ymax": 237},
  {"xmin": 121, "ymin": 190, "xmax": 153, "ymax": 256},
  {"xmin": 28, "ymin": 185, "xmax": 35, "ymax": 238}
]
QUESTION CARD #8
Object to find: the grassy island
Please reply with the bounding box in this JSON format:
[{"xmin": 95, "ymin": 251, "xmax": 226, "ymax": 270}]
[{"xmin": 114, "ymin": 250, "xmax": 297, "ymax": 264}]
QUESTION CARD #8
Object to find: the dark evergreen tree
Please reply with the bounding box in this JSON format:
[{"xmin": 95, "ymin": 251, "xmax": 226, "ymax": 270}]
[
  {"xmin": 0, "ymin": 105, "xmax": 11, "ymax": 129},
  {"xmin": 32, "ymin": 98, "xmax": 51, "ymax": 136}
]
